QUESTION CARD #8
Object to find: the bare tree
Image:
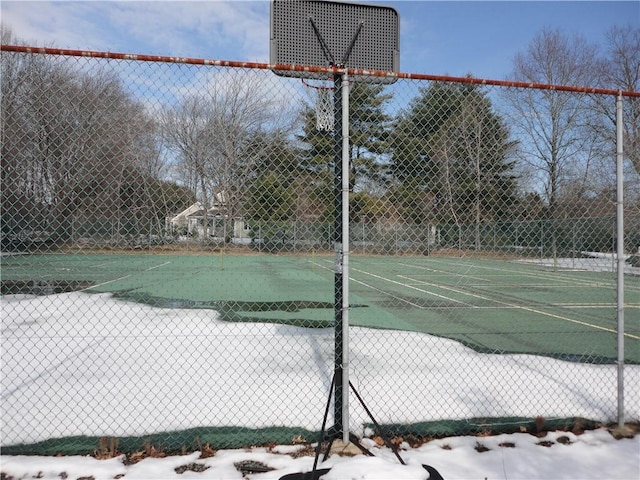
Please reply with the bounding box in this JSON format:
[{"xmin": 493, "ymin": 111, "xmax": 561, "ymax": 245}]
[
  {"xmin": 504, "ymin": 29, "xmax": 601, "ymax": 216},
  {"xmin": 162, "ymin": 70, "xmax": 296, "ymax": 242},
  {"xmin": 162, "ymin": 96, "xmax": 213, "ymax": 218},
  {"xmin": 1, "ymin": 30, "xmax": 172, "ymax": 247},
  {"xmin": 594, "ymin": 25, "xmax": 640, "ymax": 182}
]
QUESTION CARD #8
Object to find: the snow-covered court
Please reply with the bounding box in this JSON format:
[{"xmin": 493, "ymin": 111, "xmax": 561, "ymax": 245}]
[{"xmin": 2, "ymin": 290, "xmax": 639, "ymax": 479}]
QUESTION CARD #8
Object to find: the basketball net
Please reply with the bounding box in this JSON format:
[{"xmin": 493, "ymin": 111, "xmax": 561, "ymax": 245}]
[{"xmin": 303, "ymin": 78, "xmax": 334, "ymax": 131}]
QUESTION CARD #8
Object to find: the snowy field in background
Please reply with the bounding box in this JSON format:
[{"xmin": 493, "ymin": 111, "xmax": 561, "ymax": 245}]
[
  {"xmin": 519, "ymin": 252, "xmax": 640, "ymax": 275},
  {"xmin": 2, "ymin": 290, "xmax": 639, "ymax": 479}
]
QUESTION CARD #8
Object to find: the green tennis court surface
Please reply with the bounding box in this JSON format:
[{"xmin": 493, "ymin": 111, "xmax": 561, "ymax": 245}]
[{"xmin": 2, "ymin": 252, "xmax": 638, "ymax": 363}]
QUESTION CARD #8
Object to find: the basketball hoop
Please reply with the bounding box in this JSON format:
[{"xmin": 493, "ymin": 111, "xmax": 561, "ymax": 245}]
[{"xmin": 302, "ymin": 78, "xmax": 335, "ymax": 131}]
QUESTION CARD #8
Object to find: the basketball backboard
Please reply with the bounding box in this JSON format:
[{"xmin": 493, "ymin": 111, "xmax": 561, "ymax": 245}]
[{"xmin": 270, "ymin": 0, "xmax": 399, "ymax": 82}]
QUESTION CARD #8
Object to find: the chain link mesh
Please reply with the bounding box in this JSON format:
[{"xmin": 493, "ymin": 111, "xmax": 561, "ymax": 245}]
[{"xmin": 1, "ymin": 48, "xmax": 639, "ymax": 454}]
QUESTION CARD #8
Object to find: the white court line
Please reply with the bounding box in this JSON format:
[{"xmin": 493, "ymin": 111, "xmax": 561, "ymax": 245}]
[
  {"xmin": 396, "ymin": 274, "xmax": 640, "ymax": 340},
  {"xmin": 81, "ymin": 275, "xmax": 131, "ymax": 291},
  {"xmin": 315, "ymin": 258, "xmax": 639, "ymax": 312},
  {"xmin": 407, "ymin": 258, "xmax": 610, "ymax": 287},
  {"xmin": 406, "ymin": 258, "xmax": 624, "ymax": 289},
  {"xmin": 310, "ymin": 257, "xmax": 640, "ymax": 340},
  {"xmin": 438, "ymin": 283, "xmax": 611, "ymax": 289},
  {"xmin": 351, "ymin": 267, "xmax": 473, "ymax": 307},
  {"xmin": 309, "ymin": 259, "xmax": 442, "ymax": 309},
  {"xmin": 398, "ymin": 257, "xmax": 640, "ymax": 307},
  {"xmin": 92, "ymin": 261, "xmax": 122, "ymax": 268},
  {"xmin": 82, "ymin": 261, "xmax": 169, "ymax": 290},
  {"xmin": 146, "ymin": 261, "xmax": 171, "ymax": 271},
  {"xmin": 549, "ymin": 303, "xmax": 640, "ymax": 308},
  {"xmin": 350, "ymin": 277, "xmax": 427, "ymax": 309}
]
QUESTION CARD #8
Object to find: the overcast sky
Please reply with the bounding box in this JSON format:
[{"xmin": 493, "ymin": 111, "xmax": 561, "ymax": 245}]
[{"xmin": 1, "ymin": 1, "xmax": 638, "ymax": 80}]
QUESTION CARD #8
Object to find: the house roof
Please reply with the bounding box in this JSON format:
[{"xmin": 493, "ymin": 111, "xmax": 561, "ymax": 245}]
[
  {"xmin": 169, "ymin": 202, "xmax": 204, "ymax": 225},
  {"xmin": 169, "ymin": 201, "xmax": 227, "ymax": 224}
]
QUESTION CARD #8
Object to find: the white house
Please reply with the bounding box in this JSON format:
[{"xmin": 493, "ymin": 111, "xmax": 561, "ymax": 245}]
[{"xmin": 168, "ymin": 194, "xmax": 250, "ymax": 244}]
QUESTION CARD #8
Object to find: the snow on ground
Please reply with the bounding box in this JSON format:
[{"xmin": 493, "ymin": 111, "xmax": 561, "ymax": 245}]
[
  {"xmin": 3, "ymin": 292, "xmax": 639, "ymax": 445},
  {"xmin": 519, "ymin": 252, "xmax": 640, "ymax": 275},
  {"xmin": 2, "ymin": 427, "xmax": 639, "ymax": 479},
  {"xmin": 2, "ymin": 290, "xmax": 639, "ymax": 479}
]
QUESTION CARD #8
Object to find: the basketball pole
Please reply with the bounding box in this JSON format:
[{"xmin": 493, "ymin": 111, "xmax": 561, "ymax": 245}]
[
  {"xmin": 304, "ymin": 11, "xmax": 363, "ymax": 448},
  {"xmin": 303, "ymin": 14, "xmax": 358, "ymax": 444},
  {"xmin": 332, "ymin": 69, "xmax": 350, "ymax": 444},
  {"xmin": 269, "ymin": 5, "xmax": 436, "ymax": 475},
  {"xmin": 340, "ymin": 71, "xmax": 350, "ymax": 445}
]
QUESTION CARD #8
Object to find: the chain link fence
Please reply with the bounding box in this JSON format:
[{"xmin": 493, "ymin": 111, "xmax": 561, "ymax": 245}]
[{"xmin": 1, "ymin": 46, "xmax": 639, "ymax": 455}]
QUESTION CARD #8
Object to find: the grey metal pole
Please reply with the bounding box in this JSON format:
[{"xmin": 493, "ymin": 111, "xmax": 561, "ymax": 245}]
[
  {"xmin": 341, "ymin": 71, "xmax": 350, "ymax": 444},
  {"xmin": 615, "ymin": 92, "xmax": 625, "ymax": 427},
  {"xmin": 331, "ymin": 70, "xmax": 351, "ymax": 444},
  {"xmin": 332, "ymin": 72, "xmax": 344, "ymax": 440}
]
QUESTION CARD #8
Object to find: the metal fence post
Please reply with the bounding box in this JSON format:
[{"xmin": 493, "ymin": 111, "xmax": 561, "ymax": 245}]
[{"xmin": 616, "ymin": 92, "xmax": 625, "ymax": 427}]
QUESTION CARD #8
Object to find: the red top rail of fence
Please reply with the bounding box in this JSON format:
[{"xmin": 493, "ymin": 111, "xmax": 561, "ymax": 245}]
[{"xmin": 2, "ymin": 44, "xmax": 639, "ymax": 98}]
